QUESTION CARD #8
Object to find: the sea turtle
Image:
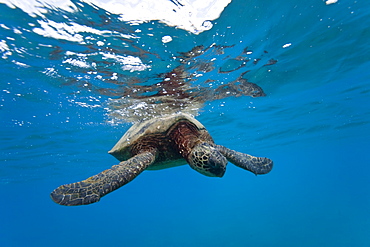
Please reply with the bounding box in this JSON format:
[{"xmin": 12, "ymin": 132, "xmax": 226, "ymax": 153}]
[{"xmin": 50, "ymin": 113, "xmax": 273, "ymax": 206}]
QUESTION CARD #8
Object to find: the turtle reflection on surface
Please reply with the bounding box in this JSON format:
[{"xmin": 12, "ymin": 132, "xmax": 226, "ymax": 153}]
[{"xmin": 107, "ymin": 44, "xmax": 274, "ymax": 123}]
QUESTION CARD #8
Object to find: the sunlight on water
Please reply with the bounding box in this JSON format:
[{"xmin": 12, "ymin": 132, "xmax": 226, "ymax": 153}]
[
  {"xmin": 0, "ymin": 0, "xmax": 278, "ymax": 124},
  {"xmin": 1, "ymin": 0, "xmax": 232, "ymax": 34}
]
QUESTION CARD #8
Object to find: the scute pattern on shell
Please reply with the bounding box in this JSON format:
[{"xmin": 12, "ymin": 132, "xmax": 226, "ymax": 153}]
[{"xmin": 108, "ymin": 113, "xmax": 205, "ymax": 162}]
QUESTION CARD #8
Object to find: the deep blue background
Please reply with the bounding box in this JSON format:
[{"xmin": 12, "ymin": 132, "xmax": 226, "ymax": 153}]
[{"xmin": 1, "ymin": 0, "xmax": 370, "ymax": 246}]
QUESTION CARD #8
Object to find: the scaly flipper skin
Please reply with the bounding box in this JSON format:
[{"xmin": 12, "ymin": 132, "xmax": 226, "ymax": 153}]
[
  {"xmin": 50, "ymin": 150, "xmax": 157, "ymax": 206},
  {"xmin": 215, "ymin": 145, "xmax": 273, "ymax": 175}
]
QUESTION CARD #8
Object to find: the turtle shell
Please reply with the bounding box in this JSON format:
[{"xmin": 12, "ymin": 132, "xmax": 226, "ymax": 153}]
[{"xmin": 108, "ymin": 113, "xmax": 205, "ymax": 169}]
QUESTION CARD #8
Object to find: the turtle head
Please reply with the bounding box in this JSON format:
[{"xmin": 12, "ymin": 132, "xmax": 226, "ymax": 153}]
[{"xmin": 187, "ymin": 143, "xmax": 227, "ymax": 177}]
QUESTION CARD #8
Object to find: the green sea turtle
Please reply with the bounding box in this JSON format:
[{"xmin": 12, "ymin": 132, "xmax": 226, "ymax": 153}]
[{"xmin": 51, "ymin": 113, "xmax": 273, "ymax": 206}]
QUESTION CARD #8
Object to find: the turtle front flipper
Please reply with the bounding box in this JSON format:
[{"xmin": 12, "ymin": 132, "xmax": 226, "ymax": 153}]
[
  {"xmin": 215, "ymin": 145, "xmax": 273, "ymax": 175},
  {"xmin": 50, "ymin": 150, "xmax": 157, "ymax": 206}
]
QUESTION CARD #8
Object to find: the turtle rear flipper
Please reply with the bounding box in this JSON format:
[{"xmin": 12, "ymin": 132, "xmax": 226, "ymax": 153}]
[
  {"xmin": 215, "ymin": 145, "xmax": 273, "ymax": 175},
  {"xmin": 50, "ymin": 151, "xmax": 157, "ymax": 206}
]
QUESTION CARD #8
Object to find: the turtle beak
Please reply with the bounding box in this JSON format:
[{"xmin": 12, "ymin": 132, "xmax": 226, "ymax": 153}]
[
  {"xmin": 209, "ymin": 166, "xmax": 226, "ymax": 177},
  {"xmin": 207, "ymin": 155, "xmax": 226, "ymax": 177}
]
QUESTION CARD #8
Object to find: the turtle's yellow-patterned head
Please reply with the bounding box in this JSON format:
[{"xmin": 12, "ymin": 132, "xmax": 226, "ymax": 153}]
[{"xmin": 188, "ymin": 143, "xmax": 227, "ymax": 177}]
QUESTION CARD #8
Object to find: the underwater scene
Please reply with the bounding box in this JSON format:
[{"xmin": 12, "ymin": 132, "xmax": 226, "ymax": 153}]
[{"xmin": 1, "ymin": 0, "xmax": 370, "ymax": 246}]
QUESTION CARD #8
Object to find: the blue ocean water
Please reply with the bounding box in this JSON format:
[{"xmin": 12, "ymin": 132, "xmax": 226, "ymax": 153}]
[{"xmin": 1, "ymin": 0, "xmax": 370, "ymax": 246}]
